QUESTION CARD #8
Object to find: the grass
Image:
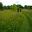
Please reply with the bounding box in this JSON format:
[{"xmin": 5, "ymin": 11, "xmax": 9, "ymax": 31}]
[{"xmin": 0, "ymin": 9, "xmax": 32, "ymax": 32}]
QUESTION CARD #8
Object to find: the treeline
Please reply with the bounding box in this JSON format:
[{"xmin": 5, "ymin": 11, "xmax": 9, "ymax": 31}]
[{"xmin": 0, "ymin": 2, "xmax": 32, "ymax": 11}]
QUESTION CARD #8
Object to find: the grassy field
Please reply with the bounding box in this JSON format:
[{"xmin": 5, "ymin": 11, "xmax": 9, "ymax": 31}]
[{"xmin": 0, "ymin": 9, "xmax": 32, "ymax": 32}]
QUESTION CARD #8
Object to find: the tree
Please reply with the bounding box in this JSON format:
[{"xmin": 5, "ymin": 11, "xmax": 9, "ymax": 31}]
[
  {"xmin": 16, "ymin": 4, "xmax": 23, "ymax": 9},
  {"xmin": 24, "ymin": 5, "xmax": 28, "ymax": 9},
  {"xmin": 16, "ymin": 4, "xmax": 23, "ymax": 12},
  {"xmin": 26, "ymin": 6, "xmax": 32, "ymax": 9},
  {"xmin": 10, "ymin": 4, "xmax": 17, "ymax": 11},
  {"xmin": 30, "ymin": 6, "xmax": 32, "ymax": 9},
  {"xmin": 3, "ymin": 6, "xmax": 7, "ymax": 9},
  {"xmin": 7, "ymin": 5, "xmax": 11, "ymax": 9},
  {"xmin": 0, "ymin": 2, "xmax": 3, "ymax": 10}
]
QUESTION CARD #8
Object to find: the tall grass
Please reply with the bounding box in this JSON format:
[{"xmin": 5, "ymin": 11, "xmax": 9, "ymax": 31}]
[{"xmin": 0, "ymin": 9, "xmax": 32, "ymax": 32}]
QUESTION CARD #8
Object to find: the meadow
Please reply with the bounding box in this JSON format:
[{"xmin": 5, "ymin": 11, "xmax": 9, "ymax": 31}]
[{"xmin": 0, "ymin": 9, "xmax": 32, "ymax": 32}]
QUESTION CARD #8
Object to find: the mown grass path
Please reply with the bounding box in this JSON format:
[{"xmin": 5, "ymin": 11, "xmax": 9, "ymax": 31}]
[
  {"xmin": 19, "ymin": 12, "xmax": 32, "ymax": 32},
  {"xmin": 24, "ymin": 13, "xmax": 32, "ymax": 32},
  {"xmin": 19, "ymin": 13, "xmax": 29, "ymax": 32}
]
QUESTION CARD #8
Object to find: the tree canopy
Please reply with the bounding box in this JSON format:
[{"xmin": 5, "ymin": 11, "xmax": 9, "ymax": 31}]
[{"xmin": 0, "ymin": 2, "xmax": 32, "ymax": 11}]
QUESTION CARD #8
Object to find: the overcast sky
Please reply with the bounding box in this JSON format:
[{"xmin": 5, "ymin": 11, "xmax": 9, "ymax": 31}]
[{"xmin": 0, "ymin": 0, "xmax": 32, "ymax": 6}]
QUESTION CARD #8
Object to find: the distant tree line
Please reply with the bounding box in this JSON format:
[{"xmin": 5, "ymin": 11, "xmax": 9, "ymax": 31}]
[{"xmin": 0, "ymin": 2, "xmax": 32, "ymax": 11}]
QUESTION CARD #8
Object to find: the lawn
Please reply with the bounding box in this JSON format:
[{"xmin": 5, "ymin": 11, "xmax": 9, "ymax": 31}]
[{"xmin": 0, "ymin": 9, "xmax": 32, "ymax": 32}]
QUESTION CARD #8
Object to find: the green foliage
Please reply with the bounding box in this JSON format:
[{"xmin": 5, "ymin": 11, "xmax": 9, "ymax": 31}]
[
  {"xmin": 28, "ymin": 6, "xmax": 32, "ymax": 9},
  {"xmin": 3, "ymin": 6, "xmax": 7, "ymax": 9},
  {"xmin": 10, "ymin": 4, "xmax": 17, "ymax": 11},
  {"xmin": 0, "ymin": 2, "xmax": 3, "ymax": 10},
  {"xmin": 24, "ymin": 5, "xmax": 27, "ymax": 9},
  {"xmin": 0, "ymin": 2, "xmax": 32, "ymax": 11},
  {"xmin": 16, "ymin": 4, "xmax": 23, "ymax": 9},
  {"xmin": 7, "ymin": 5, "xmax": 11, "ymax": 9},
  {"xmin": 24, "ymin": 5, "xmax": 32, "ymax": 9}
]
